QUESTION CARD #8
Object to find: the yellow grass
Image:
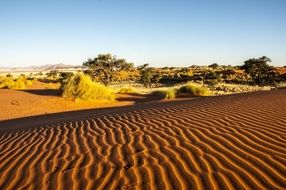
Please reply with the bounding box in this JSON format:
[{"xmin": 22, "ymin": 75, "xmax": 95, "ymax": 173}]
[{"xmin": 60, "ymin": 73, "xmax": 115, "ymax": 101}]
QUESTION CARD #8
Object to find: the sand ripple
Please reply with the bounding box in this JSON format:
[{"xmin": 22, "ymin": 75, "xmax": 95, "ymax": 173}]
[{"xmin": 0, "ymin": 90, "xmax": 286, "ymax": 189}]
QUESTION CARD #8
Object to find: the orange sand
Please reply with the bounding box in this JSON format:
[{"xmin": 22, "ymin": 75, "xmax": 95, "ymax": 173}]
[{"xmin": 0, "ymin": 89, "xmax": 286, "ymax": 189}]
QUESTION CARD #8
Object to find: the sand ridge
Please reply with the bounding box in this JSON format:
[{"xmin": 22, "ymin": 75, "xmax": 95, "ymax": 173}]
[{"xmin": 0, "ymin": 89, "xmax": 286, "ymax": 189}]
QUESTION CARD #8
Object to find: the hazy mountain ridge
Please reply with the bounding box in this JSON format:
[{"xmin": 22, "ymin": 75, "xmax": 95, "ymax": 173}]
[{"xmin": 0, "ymin": 64, "xmax": 82, "ymax": 71}]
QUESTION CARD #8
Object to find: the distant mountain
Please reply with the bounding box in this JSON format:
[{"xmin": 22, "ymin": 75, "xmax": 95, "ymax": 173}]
[
  {"xmin": 0, "ymin": 64, "xmax": 82, "ymax": 72},
  {"xmin": 28, "ymin": 64, "xmax": 78, "ymax": 70}
]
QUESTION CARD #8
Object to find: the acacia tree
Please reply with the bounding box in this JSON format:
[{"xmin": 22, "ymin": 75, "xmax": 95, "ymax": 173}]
[
  {"xmin": 83, "ymin": 54, "xmax": 134, "ymax": 85},
  {"xmin": 242, "ymin": 56, "xmax": 276, "ymax": 85},
  {"xmin": 138, "ymin": 64, "xmax": 155, "ymax": 87},
  {"xmin": 209, "ymin": 63, "xmax": 219, "ymax": 69}
]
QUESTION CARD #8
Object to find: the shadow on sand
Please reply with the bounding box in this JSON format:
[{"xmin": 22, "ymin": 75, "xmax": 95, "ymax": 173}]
[
  {"xmin": 21, "ymin": 89, "xmax": 175, "ymax": 104},
  {"xmin": 0, "ymin": 97, "xmax": 205, "ymax": 133},
  {"xmin": 1, "ymin": 88, "xmax": 284, "ymax": 133},
  {"xmin": 22, "ymin": 89, "xmax": 59, "ymax": 96},
  {"xmin": 3, "ymin": 89, "xmax": 280, "ymax": 133}
]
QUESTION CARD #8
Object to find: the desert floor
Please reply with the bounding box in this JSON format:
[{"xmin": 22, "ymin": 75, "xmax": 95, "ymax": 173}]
[
  {"xmin": 0, "ymin": 89, "xmax": 286, "ymax": 189},
  {"xmin": 0, "ymin": 83, "xmax": 135, "ymax": 121}
]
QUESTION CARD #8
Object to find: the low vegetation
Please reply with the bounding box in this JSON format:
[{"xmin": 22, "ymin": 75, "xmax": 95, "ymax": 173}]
[
  {"xmin": 60, "ymin": 73, "xmax": 115, "ymax": 101},
  {"xmin": 82, "ymin": 54, "xmax": 285, "ymax": 89},
  {"xmin": 0, "ymin": 76, "xmax": 34, "ymax": 89},
  {"xmin": 13, "ymin": 78, "xmax": 26, "ymax": 89},
  {"xmin": 210, "ymin": 83, "xmax": 272, "ymax": 95},
  {"xmin": 151, "ymin": 89, "xmax": 176, "ymax": 100},
  {"xmin": 2, "ymin": 54, "xmax": 285, "ymax": 101},
  {"xmin": 161, "ymin": 89, "xmax": 177, "ymax": 99},
  {"xmin": 180, "ymin": 83, "xmax": 212, "ymax": 96},
  {"xmin": 0, "ymin": 77, "xmax": 14, "ymax": 89},
  {"xmin": 117, "ymin": 87, "xmax": 138, "ymax": 94}
]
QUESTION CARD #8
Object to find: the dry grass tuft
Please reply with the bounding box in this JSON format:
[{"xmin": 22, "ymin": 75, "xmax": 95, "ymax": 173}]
[
  {"xmin": 180, "ymin": 83, "xmax": 212, "ymax": 96},
  {"xmin": 60, "ymin": 73, "xmax": 115, "ymax": 101},
  {"xmin": 117, "ymin": 87, "xmax": 138, "ymax": 94},
  {"xmin": 152, "ymin": 88, "xmax": 177, "ymax": 99}
]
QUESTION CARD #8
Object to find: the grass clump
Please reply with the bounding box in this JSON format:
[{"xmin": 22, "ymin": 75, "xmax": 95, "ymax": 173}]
[
  {"xmin": 163, "ymin": 89, "xmax": 176, "ymax": 99},
  {"xmin": 117, "ymin": 87, "xmax": 138, "ymax": 94},
  {"xmin": 13, "ymin": 78, "xmax": 26, "ymax": 89},
  {"xmin": 152, "ymin": 88, "xmax": 176, "ymax": 99},
  {"xmin": 26, "ymin": 79, "xmax": 33, "ymax": 86},
  {"xmin": 180, "ymin": 83, "xmax": 212, "ymax": 96},
  {"xmin": 60, "ymin": 73, "xmax": 115, "ymax": 101}
]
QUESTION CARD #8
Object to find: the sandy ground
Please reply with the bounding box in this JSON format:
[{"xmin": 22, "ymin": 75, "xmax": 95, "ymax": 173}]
[
  {"xmin": 0, "ymin": 89, "xmax": 286, "ymax": 189},
  {"xmin": 0, "ymin": 83, "xmax": 192, "ymax": 121},
  {"xmin": 0, "ymin": 88, "xmax": 136, "ymax": 121}
]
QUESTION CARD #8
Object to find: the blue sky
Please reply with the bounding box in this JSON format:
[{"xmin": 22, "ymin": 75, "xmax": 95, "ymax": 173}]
[{"xmin": 0, "ymin": 0, "xmax": 286, "ymax": 67}]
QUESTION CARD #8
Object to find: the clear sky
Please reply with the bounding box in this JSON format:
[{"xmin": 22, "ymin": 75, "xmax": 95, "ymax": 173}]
[{"xmin": 0, "ymin": 0, "xmax": 286, "ymax": 67}]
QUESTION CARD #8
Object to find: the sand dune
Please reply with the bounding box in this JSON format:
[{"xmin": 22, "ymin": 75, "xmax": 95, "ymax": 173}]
[{"xmin": 0, "ymin": 90, "xmax": 286, "ymax": 189}]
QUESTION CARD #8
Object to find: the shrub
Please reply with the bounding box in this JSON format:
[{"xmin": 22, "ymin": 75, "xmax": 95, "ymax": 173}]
[
  {"xmin": 13, "ymin": 79, "xmax": 26, "ymax": 89},
  {"xmin": 60, "ymin": 73, "xmax": 115, "ymax": 101},
  {"xmin": 0, "ymin": 77, "xmax": 14, "ymax": 88},
  {"xmin": 0, "ymin": 76, "xmax": 28, "ymax": 89},
  {"xmin": 60, "ymin": 72, "xmax": 74, "ymax": 81},
  {"xmin": 152, "ymin": 89, "xmax": 176, "ymax": 99},
  {"xmin": 26, "ymin": 80, "xmax": 33, "ymax": 86},
  {"xmin": 180, "ymin": 83, "xmax": 212, "ymax": 96}
]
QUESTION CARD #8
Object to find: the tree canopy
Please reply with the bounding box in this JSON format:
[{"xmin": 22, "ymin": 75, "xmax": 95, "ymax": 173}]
[
  {"xmin": 138, "ymin": 64, "xmax": 155, "ymax": 87},
  {"xmin": 242, "ymin": 56, "xmax": 276, "ymax": 85},
  {"xmin": 209, "ymin": 63, "xmax": 219, "ymax": 69},
  {"xmin": 83, "ymin": 53, "xmax": 134, "ymax": 85}
]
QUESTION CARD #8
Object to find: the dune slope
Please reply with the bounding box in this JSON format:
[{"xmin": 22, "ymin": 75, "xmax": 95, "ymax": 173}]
[{"xmin": 0, "ymin": 90, "xmax": 286, "ymax": 189}]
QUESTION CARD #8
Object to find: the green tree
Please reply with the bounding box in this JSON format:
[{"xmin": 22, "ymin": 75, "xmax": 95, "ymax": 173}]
[
  {"xmin": 242, "ymin": 56, "xmax": 275, "ymax": 85},
  {"xmin": 209, "ymin": 63, "xmax": 219, "ymax": 69},
  {"xmin": 83, "ymin": 53, "xmax": 134, "ymax": 85},
  {"xmin": 138, "ymin": 64, "xmax": 154, "ymax": 87}
]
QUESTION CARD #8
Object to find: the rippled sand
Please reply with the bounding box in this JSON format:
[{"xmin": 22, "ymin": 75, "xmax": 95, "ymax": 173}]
[{"xmin": 0, "ymin": 89, "xmax": 286, "ymax": 189}]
